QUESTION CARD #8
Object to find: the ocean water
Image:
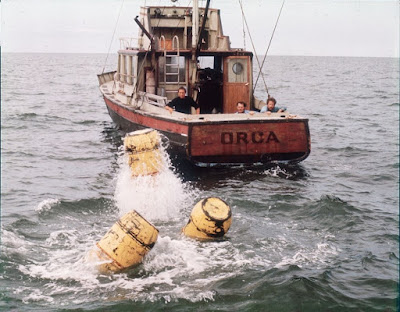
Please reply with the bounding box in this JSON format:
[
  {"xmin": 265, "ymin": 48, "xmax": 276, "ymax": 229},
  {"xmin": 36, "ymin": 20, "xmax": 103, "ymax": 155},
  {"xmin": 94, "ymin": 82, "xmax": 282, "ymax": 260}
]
[{"xmin": 1, "ymin": 53, "xmax": 398, "ymax": 311}]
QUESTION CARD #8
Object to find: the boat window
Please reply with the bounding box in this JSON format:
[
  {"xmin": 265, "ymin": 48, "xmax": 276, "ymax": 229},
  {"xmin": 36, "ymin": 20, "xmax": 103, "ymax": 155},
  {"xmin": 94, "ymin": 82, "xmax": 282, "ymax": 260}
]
[
  {"xmin": 198, "ymin": 56, "xmax": 214, "ymax": 69},
  {"xmin": 178, "ymin": 59, "xmax": 185, "ymax": 83},
  {"xmin": 232, "ymin": 62, "xmax": 243, "ymax": 75},
  {"xmin": 227, "ymin": 58, "xmax": 248, "ymax": 83},
  {"xmin": 166, "ymin": 56, "xmax": 178, "ymax": 83},
  {"xmin": 197, "ymin": 56, "xmax": 222, "ymax": 72}
]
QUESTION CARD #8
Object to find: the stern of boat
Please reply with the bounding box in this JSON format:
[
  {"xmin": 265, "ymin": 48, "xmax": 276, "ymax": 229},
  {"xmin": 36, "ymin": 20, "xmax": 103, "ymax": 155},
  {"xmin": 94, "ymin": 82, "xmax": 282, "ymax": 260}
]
[{"xmin": 187, "ymin": 118, "xmax": 311, "ymax": 166}]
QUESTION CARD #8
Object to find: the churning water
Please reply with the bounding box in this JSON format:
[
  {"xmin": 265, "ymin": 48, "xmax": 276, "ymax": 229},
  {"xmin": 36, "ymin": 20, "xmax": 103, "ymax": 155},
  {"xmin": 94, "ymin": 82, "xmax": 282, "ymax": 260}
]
[{"xmin": 1, "ymin": 53, "xmax": 399, "ymax": 311}]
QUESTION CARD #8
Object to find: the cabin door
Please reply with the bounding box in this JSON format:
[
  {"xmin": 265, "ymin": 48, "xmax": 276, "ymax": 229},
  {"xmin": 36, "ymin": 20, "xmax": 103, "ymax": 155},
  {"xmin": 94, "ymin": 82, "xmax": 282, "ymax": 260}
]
[{"xmin": 222, "ymin": 56, "xmax": 251, "ymax": 113}]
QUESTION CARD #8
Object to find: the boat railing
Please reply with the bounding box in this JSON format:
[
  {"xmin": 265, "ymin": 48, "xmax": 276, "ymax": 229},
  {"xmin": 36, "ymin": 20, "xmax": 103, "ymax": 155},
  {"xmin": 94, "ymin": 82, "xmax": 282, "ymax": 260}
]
[
  {"xmin": 172, "ymin": 35, "xmax": 179, "ymax": 51},
  {"xmin": 115, "ymin": 72, "xmax": 136, "ymax": 85},
  {"xmin": 119, "ymin": 37, "xmax": 139, "ymax": 50},
  {"xmin": 138, "ymin": 91, "xmax": 168, "ymax": 107},
  {"xmin": 97, "ymin": 71, "xmax": 117, "ymax": 86},
  {"xmin": 159, "ymin": 35, "xmax": 166, "ymax": 51}
]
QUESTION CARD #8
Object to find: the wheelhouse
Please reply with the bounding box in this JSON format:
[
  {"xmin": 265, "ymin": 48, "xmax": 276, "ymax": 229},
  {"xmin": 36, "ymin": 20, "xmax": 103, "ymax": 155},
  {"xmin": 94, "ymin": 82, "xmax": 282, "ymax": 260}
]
[{"xmin": 113, "ymin": 5, "xmax": 255, "ymax": 114}]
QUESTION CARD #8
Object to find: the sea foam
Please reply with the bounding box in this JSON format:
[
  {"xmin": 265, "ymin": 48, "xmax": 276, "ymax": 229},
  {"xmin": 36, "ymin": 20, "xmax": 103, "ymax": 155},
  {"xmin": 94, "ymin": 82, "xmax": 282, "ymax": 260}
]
[
  {"xmin": 113, "ymin": 145, "xmax": 196, "ymax": 222},
  {"xmin": 35, "ymin": 198, "xmax": 60, "ymax": 212}
]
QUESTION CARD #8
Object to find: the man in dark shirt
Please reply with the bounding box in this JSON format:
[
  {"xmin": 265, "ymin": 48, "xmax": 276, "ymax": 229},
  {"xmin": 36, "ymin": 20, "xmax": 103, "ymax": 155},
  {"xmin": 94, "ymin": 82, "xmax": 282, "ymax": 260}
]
[{"xmin": 165, "ymin": 87, "xmax": 200, "ymax": 114}]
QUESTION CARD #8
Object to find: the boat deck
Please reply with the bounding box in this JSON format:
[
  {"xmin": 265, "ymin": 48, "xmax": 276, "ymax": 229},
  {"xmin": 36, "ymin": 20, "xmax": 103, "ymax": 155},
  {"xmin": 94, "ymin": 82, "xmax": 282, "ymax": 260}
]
[{"xmin": 100, "ymin": 81, "xmax": 307, "ymax": 124}]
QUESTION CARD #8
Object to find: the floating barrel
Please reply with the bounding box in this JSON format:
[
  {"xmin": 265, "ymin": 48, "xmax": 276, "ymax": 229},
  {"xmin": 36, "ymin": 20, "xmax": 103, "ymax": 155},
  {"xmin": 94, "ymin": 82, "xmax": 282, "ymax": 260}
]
[
  {"xmin": 124, "ymin": 129, "xmax": 163, "ymax": 176},
  {"xmin": 87, "ymin": 210, "xmax": 159, "ymax": 273},
  {"xmin": 182, "ymin": 197, "xmax": 232, "ymax": 240}
]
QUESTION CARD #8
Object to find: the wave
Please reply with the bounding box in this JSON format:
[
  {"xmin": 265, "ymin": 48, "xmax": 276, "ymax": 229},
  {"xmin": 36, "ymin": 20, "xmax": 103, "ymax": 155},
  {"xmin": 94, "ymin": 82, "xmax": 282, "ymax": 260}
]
[
  {"xmin": 35, "ymin": 198, "xmax": 60, "ymax": 212},
  {"xmin": 4, "ymin": 111, "xmax": 70, "ymax": 123},
  {"xmin": 275, "ymin": 241, "xmax": 340, "ymax": 270},
  {"xmin": 34, "ymin": 197, "xmax": 115, "ymax": 217},
  {"xmin": 16, "ymin": 112, "xmax": 38, "ymax": 119},
  {"xmin": 73, "ymin": 120, "xmax": 98, "ymax": 125},
  {"xmin": 286, "ymin": 194, "xmax": 365, "ymax": 231},
  {"xmin": 4, "ymin": 233, "xmax": 265, "ymax": 307},
  {"xmin": 263, "ymin": 164, "xmax": 309, "ymax": 180}
]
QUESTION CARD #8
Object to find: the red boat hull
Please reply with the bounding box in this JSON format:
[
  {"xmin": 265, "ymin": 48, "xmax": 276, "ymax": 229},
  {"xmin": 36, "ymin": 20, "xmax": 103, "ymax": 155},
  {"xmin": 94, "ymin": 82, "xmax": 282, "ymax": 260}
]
[
  {"xmin": 104, "ymin": 96, "xmax": 310, "ymax": 166},
  {"xmin": 188, "ymin": 121, "xmax": 310, "ymax": 164}
]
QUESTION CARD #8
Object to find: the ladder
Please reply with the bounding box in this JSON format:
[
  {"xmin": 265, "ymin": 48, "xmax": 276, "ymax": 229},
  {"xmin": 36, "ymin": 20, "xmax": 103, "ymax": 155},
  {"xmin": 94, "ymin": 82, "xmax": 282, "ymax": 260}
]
[{"xmin": 160, "ymin": 36, "xmax": 182, "ymax": 98}]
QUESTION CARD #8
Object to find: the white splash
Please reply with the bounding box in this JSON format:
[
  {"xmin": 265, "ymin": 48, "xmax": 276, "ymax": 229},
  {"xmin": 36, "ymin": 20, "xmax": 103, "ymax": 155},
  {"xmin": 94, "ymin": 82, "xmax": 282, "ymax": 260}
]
[
  {"xmin": 35, "ymin": 198, "xmax": 60, "ymax": 212},
  {"xmin": 18, "ymin": 235, "xmax": 102, "ymax": 288},
  {"xmin": 263, "ymin": 165, "xmax": 292, "ymax": 179},
  {"xmin": 45, "ymin": 230, "xmax": 80, "ymax": 247},
  {"xmin": 98, "ymin": 235, "xmax": 255, "ymax": 302},
  {"xmin": 15, "ymin": 229, "xmax": 259, "ymax": 305},
  {"xmin": 22, "ymin": 289, "xmax": 54, "ymax": 304},
  {"xmin": 2, "ymin": 229, "xmax": 34, "ymax": 255},
  {"xmin": 274, "ymin": 236, "xmax": 340, "ymax": 269},
  {"xmin": 114, "ymin": 148, "xmax": 196, "ymax": 222}
]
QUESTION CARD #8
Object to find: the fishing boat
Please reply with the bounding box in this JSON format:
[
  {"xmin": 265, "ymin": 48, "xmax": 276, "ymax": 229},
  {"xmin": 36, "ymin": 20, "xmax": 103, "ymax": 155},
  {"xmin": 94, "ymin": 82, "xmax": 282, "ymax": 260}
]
[{"xmin": 97, "ymin": 0, "xmax": 310, "ymax": 167}]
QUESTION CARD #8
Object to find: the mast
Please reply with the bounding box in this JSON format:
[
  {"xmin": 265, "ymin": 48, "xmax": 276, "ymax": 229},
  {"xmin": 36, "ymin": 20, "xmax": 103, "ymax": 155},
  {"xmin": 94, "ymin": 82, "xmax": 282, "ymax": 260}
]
[
  {"xmin": 190, "ymin": 0, "xmax": 200, "ymax": 97},
  {"xmin": 190, "ymin": 0, "xmax": 211, "ymax": 97},
  {"xmin": 192, "ymin": 0, "xmax": 199, "ymax": 49},
  {"xmin": 196, "ymin": 0, "xmax": 211, "ymax": 53}
]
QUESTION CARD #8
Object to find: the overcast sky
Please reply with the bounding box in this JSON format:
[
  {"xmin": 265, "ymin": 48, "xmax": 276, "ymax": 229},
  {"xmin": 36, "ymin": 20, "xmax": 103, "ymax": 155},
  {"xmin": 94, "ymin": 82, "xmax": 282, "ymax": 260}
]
[{"xmin": 1, "ymin": 0, "xmax": 399, "ymax": 57}]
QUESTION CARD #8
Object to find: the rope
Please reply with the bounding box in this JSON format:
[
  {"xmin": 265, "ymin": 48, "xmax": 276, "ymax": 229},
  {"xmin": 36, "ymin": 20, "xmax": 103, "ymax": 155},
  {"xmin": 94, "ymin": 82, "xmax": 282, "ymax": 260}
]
[
  {"xmin": 102, "ymin": 0, "xmax": 126, "ymax": 74},
  {"xmin": 133, "ymin": 42, "xmax": 152, "ymax": 98},
  {"xmin": 238, "ymin": 0, "xmax": 269, "ymax": 96},
  {"xmin": 253, "ymin": 0, "xmax": 285, "ymax": 95}
]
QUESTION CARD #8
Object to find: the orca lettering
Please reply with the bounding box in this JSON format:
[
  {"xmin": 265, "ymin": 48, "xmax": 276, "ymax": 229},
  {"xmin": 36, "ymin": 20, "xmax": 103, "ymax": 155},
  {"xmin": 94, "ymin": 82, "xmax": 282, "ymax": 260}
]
[
  {"xmin": 221, "ymin": 131, "xmax": 279, "ymax": 144},
  {"xmin": 221, "ymin": 132, "xmax": 233, "ymax": 144},
  {"xmin": 266, "ymin": 131, "xmax": 280, "ymax": 143},
  {"xmin": 237, "ymin": 132, "xmax": 249, "ymax": 144},
  {"xmin": 251, "ymin": 131, "xmax": 264, "ymax": 144}
]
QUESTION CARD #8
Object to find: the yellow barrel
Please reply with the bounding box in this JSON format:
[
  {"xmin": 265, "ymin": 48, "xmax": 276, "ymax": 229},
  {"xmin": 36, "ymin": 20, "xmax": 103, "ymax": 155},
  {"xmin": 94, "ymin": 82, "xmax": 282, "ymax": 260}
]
[
  {"xmin": 127, "ymin": 149, "xmax": 162, "ymax": 176},
  {"xmin": 124, "ymin": 129, "xmax": 160, "ymax": 152},
  {"xmin": 124, "ymin": 129, "xmax": 163, "ymax": 176},
  {"xmin": 182, "ymin": 197, "xmax": 232, "ymax": 240},
  {"xmin": 88, "ymin": 210, "xmax": 159, "ymax": 273}
]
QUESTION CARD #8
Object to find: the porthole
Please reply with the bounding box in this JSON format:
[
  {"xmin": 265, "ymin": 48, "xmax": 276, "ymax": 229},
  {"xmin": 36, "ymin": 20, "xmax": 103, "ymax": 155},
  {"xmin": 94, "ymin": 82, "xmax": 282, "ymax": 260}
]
[{"xmin": 232, "ymin": 62, "xmax": 243, "ymax": 75}]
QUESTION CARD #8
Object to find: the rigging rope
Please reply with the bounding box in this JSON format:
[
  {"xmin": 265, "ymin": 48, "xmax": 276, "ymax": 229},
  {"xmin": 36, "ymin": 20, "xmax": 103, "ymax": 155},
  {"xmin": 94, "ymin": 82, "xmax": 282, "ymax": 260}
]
[
  {"xmin": 102, "ymin": 0, "xmax": 126, "ymax": 74},
  {"xmin": 238, "ymin": 0, "xmax": 269, "ymax": 96},
  {"xmin": 253, "ymin": 0, "xmax": 285, "ymax": 96}
]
